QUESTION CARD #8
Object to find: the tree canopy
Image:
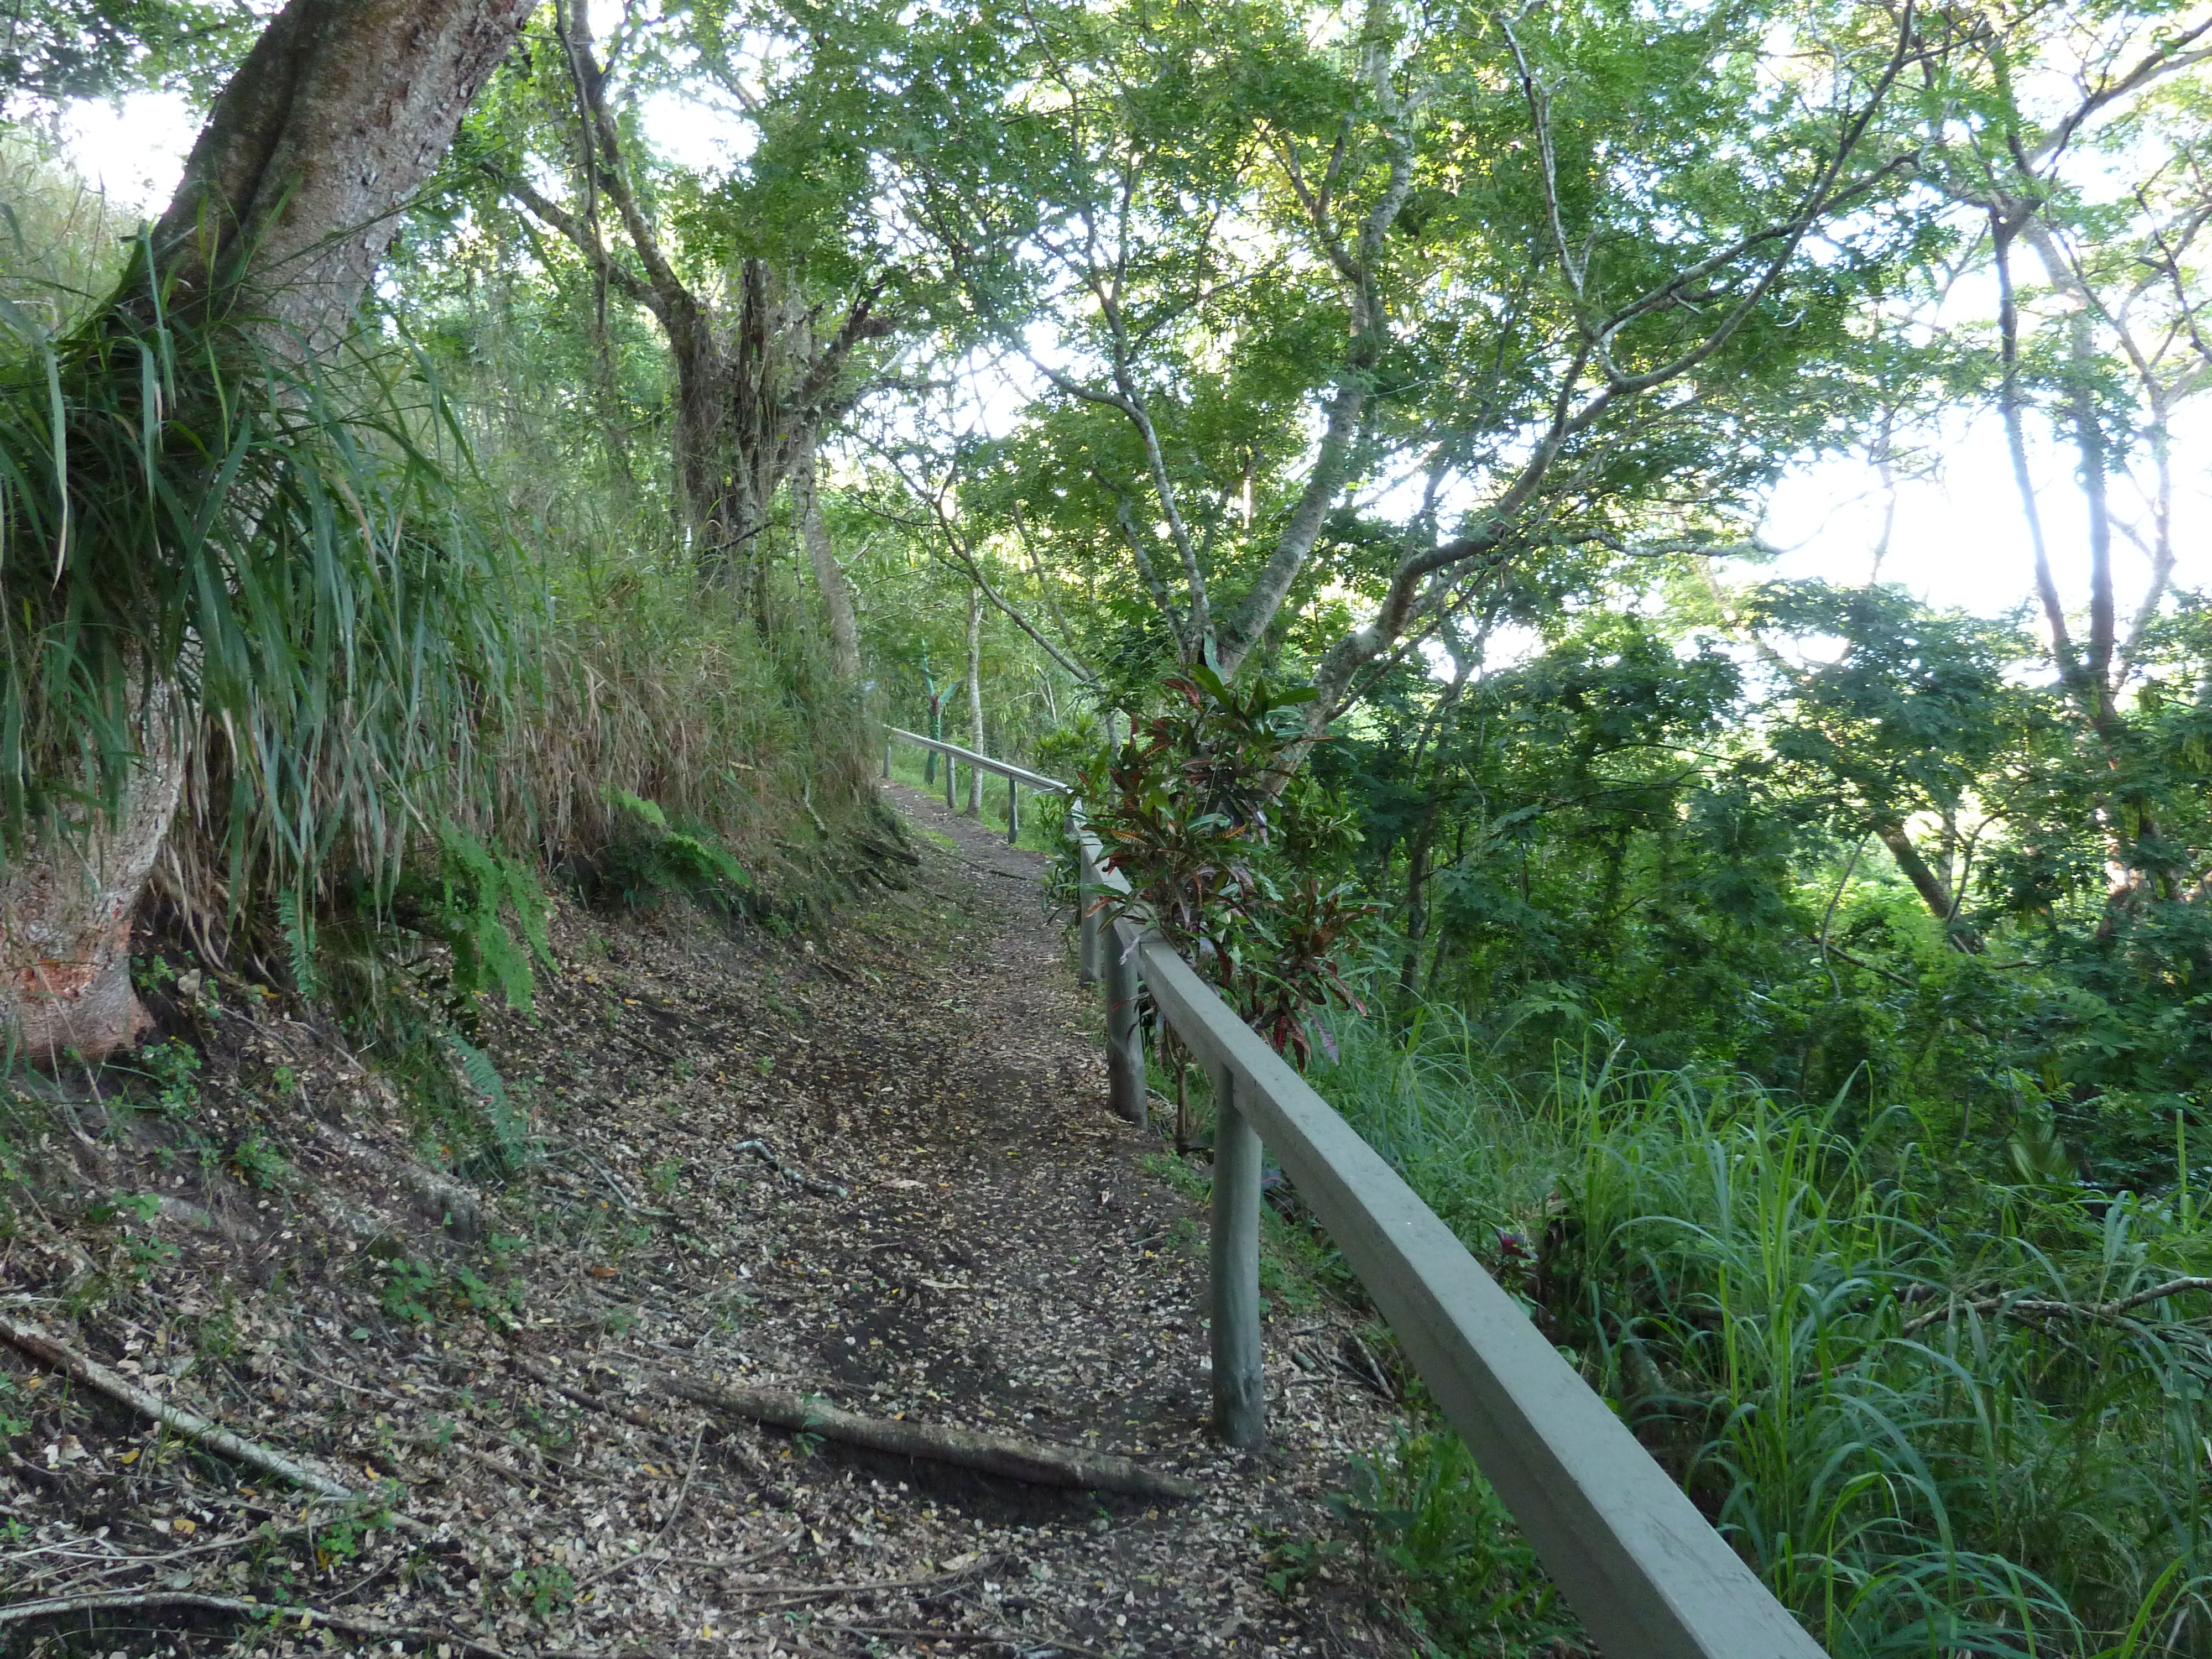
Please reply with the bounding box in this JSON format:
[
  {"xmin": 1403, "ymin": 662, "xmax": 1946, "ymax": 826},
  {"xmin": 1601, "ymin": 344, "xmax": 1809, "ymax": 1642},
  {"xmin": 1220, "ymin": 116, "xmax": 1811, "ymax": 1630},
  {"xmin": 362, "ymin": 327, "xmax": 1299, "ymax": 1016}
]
[{"xmin": 7, "ymin": 0, "xmax": 2212, "ymax": 1648}]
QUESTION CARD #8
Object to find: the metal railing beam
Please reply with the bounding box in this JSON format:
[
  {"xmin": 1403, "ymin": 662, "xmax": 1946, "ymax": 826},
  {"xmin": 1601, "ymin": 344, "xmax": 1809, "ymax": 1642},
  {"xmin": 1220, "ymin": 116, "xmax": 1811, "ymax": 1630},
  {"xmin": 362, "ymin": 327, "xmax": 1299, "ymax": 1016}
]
[{"xmin": 880, "ymin": 728, "xmax": 1823, "ymax": 1659}]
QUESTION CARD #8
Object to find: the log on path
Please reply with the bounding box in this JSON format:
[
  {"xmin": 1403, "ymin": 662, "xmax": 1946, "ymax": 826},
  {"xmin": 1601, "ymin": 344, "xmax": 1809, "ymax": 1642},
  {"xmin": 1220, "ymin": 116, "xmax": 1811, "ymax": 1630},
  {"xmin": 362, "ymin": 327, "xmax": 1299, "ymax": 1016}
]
[{"xmin": 660, "ymin": 1374, "xmax": 1199, "ymax": 1499}]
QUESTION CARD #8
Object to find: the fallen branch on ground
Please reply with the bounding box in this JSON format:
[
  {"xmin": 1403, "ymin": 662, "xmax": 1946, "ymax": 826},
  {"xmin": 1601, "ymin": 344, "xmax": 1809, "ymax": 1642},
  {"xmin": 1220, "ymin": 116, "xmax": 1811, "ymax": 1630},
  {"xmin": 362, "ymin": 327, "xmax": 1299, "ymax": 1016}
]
[
  {"xmin": 838, "ymin": 1625, "xmax": 1108, "ymax": 1658},
  {"xmin": 25, "ymin": 1516, "xmax": 347, "ymax": 1596},
  {"xmin": 730, "ymin": 1139, "xmax": 847, "ymax": 1198},
  {"xmin": 0, "ymin": 1314, "xmax": 378, "ymax": 1514},
  {"xmin": 713, "ymin": 1555, "xmax": 993, "ymax": 1615},
  {"xmin": 0, "ymin": 1589, "xmax": 512, "ymax": 1655},
  {"xmin": 508, "ymin": 1352, "xmax": 665, "ymax": 1432},
  {"xmin": 659, "ymin": 1375, "xmax": 1199, "ymax": 1499}
]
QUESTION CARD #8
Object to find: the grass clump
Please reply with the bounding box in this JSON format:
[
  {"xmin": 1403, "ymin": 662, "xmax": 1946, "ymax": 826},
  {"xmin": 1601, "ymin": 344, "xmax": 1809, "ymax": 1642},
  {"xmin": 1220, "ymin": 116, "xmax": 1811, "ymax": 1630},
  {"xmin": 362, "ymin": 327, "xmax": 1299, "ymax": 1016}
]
[
  {"xmin": 1303, "ymin": 1000, "xmax": 2212, "ymax": 1657},
  {"xmin": 0, "ymin": 144, "xmax": 881, "ymax": 1171},
  {"xmin": 1336, "ymin": 1422, "xmax": 1578, "ymax": 1657}
]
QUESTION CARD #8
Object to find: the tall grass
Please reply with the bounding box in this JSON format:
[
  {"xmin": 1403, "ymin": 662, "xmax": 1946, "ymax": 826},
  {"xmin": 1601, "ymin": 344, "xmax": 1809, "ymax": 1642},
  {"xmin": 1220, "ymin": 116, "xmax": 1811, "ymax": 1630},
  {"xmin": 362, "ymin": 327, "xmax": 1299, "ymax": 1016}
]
[
  {"xmin": 1307, "ymin": 1000, "xmax": 2212, "ymax": 1657},
  {"xmin": 0, "ymin": 210, "xmax": 528, "ymax": 938},
  {"xmin": 0, "ymin": 144, "xmax": 877, "ymax": 976}
]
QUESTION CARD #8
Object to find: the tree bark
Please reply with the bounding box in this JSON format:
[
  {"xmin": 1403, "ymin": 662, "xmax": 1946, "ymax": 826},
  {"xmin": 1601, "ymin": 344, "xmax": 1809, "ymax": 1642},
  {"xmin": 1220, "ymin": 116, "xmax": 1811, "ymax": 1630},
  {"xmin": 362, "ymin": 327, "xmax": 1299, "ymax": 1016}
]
[
  {"xmin": 1, "ymin": 694, "xmax": 182, "ymax": 1063},
  {"xmin": 964, "ymin": 585, "xmax": 985, "ymax": 816},
  {"xmin": 505, "ymin": 19, "xmax": 893, "ymax": 599},
  {"xmin": 0, "ymin": 0, "xmax": 532, "ymax": 1064},
  {"xmin": 149, "ymin": 0, "xmax": 533, "ymax": 340},
  {"xmin": 1872, "ymin": 820, "xmax": 1983, "ymax": 953},
  {"xmin": 659, "ymin": 1374, "xmax": 1198, "ymax": 1498},
  {"xmin": 1397, "ymin": 806, "xmax": 1440, "ymax": 1001},
  {"xmin": 796, "ymin": 447, "xmax": 861, "ymax": 681}
]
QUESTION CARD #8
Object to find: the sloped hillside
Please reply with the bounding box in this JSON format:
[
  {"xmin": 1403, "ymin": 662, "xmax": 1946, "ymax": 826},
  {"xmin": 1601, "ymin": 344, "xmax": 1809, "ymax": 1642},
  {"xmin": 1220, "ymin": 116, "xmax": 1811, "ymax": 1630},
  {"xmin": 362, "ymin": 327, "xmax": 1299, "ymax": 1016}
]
[{"xmin": 1, "ymin": 786, "xmax": 1419, "ymax": 1657}]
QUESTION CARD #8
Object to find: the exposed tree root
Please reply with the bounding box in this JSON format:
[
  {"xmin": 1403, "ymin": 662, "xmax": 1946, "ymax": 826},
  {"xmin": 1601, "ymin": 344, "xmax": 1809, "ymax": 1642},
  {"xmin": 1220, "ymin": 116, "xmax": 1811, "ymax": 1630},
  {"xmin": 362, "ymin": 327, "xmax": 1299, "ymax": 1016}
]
[
  {"xmin": 508, "ymin": 1352, "xmax": 666, "ymax": 1431},
  {"xmin": 658, "ymin": 1374, "xmax": 1200, "ymax": 1499},
  {"xmin": 730, "ymin": 1137, "xmax": 847, "ymax": 1197},
  {"xmin": 312, "ymin": 1123, "xmax": 486, "ymax": 1239}
]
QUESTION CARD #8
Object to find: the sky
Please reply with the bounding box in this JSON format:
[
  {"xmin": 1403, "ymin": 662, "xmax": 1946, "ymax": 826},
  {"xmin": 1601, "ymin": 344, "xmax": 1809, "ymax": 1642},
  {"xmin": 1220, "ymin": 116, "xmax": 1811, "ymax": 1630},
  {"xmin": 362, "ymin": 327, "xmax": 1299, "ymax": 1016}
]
[{"xmin": 53, "ymin": 90, "xmax": 2207, "ymax": 640}]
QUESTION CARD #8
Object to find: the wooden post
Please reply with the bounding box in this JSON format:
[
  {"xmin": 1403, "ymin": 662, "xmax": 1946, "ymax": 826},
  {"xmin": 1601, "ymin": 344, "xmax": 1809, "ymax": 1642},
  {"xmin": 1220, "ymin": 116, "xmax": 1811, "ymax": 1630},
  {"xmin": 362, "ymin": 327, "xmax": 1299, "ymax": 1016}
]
[
  {"xmin": 1006, "ymin": 775, "xmax": 1019, "ymax": 844},
  {"xmin": 943, "ymin": 750, "xmax": 956, "ymax": 809},
  {"xmin": 883, "ymin": 738, "xmax": 893, "ymax": 780},
  {"xmin": 1104, "ymin": 920, "xmax": 1145, "ymax": 1127},
  {"xmin": 1208, "ymin": 1060, "xmax": 1265, "ymax": 1448}
]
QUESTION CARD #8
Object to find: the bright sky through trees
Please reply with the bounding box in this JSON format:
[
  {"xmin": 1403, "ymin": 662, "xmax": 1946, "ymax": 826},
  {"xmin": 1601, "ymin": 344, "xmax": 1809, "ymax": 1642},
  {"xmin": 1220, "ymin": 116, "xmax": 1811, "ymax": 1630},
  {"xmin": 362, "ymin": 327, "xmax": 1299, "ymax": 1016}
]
[{"xmin": 56, "ymin": 77, "xmax": 2199, "ymax": 634}]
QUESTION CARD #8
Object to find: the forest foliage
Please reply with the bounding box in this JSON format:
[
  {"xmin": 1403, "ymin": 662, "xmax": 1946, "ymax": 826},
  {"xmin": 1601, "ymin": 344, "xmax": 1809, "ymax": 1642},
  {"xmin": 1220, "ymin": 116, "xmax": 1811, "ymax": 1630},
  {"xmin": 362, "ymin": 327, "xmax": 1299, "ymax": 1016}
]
[{"xmin": 6, "ymin": 0, "xmax": 2212, "ymax": 1651}]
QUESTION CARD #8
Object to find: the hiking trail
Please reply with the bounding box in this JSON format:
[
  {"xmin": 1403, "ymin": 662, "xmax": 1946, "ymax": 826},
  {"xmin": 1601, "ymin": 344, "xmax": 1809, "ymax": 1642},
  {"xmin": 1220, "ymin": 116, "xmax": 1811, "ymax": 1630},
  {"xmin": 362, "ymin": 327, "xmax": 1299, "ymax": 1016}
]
[{"xmin": 0, "ymin": 784, "xmax": 1415, "ymax": 1657}]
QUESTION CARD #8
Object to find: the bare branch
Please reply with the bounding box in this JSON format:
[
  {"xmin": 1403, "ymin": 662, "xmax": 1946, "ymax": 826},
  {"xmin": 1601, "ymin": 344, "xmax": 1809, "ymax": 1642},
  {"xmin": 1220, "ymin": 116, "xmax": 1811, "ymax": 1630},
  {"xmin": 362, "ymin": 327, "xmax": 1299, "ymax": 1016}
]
[{"xmin": 495, "ymin": 170, "xmax": 659, "ymax": 314}]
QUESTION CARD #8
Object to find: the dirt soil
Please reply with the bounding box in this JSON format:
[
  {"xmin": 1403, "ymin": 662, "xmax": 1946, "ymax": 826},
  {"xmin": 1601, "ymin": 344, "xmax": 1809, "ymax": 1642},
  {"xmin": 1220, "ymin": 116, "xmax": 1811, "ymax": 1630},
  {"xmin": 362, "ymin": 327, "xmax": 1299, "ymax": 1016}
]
[{"xmin": 0, "ymin": 782, "xmax": 1417, "ymax": 1658}]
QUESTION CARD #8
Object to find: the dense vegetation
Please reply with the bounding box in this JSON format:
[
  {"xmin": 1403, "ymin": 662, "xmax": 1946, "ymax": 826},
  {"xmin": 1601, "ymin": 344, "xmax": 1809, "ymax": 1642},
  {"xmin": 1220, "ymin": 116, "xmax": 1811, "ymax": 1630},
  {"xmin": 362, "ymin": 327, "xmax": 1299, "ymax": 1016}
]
[{"xmin": 5, "ymin": 0, "xmax": 2211, "ymax": 1651}]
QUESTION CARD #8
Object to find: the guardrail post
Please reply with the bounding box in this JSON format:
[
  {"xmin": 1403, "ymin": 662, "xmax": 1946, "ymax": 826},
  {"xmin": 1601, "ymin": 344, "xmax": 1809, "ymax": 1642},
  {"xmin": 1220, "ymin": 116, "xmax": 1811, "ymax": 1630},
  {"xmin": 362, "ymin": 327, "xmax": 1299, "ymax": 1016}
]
[
  {"xmin": 1076, "ymin": 846, "xmax": 1102, "ymax": 987},
  {"xmin": 1077, "ymin": 895, "xmax": 1100, "ymax": 987},
  {"xmin": 1208, "ymin": 1060, "xmax": 1266, "ymax": 1448},
  {"xmin": 1104, "ymin": 921, "xmax": 1145, "ymax": 1127},
  {"xmin": 943, "ymin": 751, "xmax": 956, "ymax": 810},
  {"xmin": 1006, "ymin": 775, "xmax": 1019, "ymax": 844},
  {"xmin": 883, "ymin": 738, "xmax": 893, "ymax": 780}
]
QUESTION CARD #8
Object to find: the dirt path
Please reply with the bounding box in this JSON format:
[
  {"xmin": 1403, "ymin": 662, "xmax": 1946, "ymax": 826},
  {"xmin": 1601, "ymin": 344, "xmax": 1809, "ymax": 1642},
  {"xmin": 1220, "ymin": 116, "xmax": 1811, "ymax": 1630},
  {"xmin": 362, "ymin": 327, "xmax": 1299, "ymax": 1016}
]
[{"xmin": 0, "ymin": 785, "xmax": 1411, "ymax": 1657}]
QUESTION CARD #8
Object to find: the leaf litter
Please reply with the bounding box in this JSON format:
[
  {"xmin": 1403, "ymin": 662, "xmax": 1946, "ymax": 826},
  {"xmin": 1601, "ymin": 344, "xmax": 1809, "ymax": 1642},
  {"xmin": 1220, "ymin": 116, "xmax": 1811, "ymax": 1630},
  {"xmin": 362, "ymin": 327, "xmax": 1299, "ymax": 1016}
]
[{"xmin": 0, "ymin": 784, "xmax": 1417, "ymax": 1658}]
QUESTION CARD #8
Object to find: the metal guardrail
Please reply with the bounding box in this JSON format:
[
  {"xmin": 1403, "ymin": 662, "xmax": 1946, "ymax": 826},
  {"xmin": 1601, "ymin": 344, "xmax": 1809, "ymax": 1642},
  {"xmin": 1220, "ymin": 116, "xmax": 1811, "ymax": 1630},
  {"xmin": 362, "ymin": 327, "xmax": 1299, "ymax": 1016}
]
[
  {"xmin": 884, "ymin": 727, "xmax": 1065, "ymax": 843},
  {"xmin": 883, "ymin": 724, "xmax": 1827, "ymax": 1659}
]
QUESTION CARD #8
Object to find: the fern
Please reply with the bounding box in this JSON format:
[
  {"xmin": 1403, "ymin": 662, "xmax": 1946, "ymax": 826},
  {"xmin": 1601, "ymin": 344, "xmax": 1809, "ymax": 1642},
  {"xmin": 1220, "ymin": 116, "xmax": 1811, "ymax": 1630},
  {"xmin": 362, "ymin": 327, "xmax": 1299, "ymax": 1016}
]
[
  {"xmin": 443, "ymin": 1029, "xmax": 530, "ymax": 1171},
  {"xmin": 589, "ymin": 792, "xmax": 753, "ymax": 913},
  {"xmin": 427, "ymin": 822, "xmax": 555, "ymax": 1013},
  {"xmin": 610, "ymin": 788, "xmax": 669, "ymax": 830}
]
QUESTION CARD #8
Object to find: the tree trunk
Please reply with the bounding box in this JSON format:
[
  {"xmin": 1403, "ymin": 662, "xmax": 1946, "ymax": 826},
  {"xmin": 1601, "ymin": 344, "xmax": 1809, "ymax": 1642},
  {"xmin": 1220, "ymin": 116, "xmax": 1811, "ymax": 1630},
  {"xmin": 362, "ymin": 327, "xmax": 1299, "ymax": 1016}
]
[
  {"xmin": 965, "ymin": 586, "xmax": 985, "ymax": 816},
  {"xmin": 2, "ymin": 694, "xmax": 183, "ymax": 1063},
  {"xmin": 0, "ymin": 0, "xmax": 532, "ymax": 1065},
  {"xmin": 1397, "ymin": 807, "xmax": 1439, "ymax": 1003},
  {"xmin": 1872, "ymin": 820, "xmax": 1983, "ymax": 954},
  {"xmin": 149, "ymin": 0, "xmax": 532, "ymax": 338},
  {"xmin": 795, "ymin": 448, "xmax": 860, "ymax": 681}
]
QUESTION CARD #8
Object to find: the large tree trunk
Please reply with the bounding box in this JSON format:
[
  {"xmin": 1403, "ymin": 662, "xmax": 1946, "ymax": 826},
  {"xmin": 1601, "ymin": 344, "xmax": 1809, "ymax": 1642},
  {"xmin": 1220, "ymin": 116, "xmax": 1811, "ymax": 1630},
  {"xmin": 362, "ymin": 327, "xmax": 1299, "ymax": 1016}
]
[
  {"xmin": 0, "ymin": 0, "xmax": 531, "ymax": 1065},
  {"xmin": 2, "ymin": 696, "xmax": 183, "ymax": 1064},
  {"xmin": 669, "ymin": 260, "xmax": 825, "ymax": 619},
  {"xmin": 147, "ymin": 0, "xmax": 532, "ymax": 338},
  {"xmin": 795, "ymin": 448, "xmax": 861, "ymax": 681}
]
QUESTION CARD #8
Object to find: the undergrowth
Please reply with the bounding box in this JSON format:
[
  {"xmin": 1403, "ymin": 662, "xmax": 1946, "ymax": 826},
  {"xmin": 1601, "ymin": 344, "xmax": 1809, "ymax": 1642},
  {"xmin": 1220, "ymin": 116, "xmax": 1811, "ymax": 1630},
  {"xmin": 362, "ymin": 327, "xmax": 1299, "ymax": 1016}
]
[
  {"xmin": 1, "ymin": 143, "xmax": 879, "ymax": 1175},
  {"xmin": 1303, "ymin": 998, "xmax": 2212, "ymax": 1658}
]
